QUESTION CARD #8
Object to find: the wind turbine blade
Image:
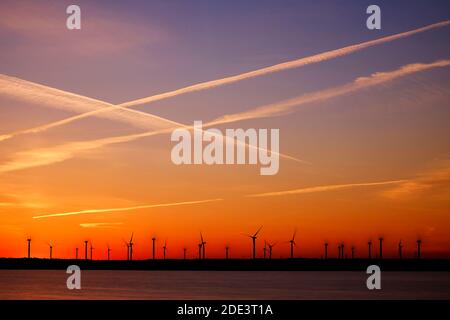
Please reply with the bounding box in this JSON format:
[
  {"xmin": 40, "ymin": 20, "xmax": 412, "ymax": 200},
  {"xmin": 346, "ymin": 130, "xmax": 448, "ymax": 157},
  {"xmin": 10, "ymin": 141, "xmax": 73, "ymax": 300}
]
[
  {"xmin": 253, "ymin": 226, "xmax": 263, "ymax": 237},
  {"xmin": 292, "ymin": 229, "xmax": 297, "ymax": 241}
]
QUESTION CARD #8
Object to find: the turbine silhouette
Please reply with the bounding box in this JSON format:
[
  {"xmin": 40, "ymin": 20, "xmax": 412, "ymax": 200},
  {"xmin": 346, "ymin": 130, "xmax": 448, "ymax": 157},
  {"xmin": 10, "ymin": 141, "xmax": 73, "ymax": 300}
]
[
  {"xmin": 378, "ymin": 237, "xmax": 384, "ymax": 260},
  {"xmin": 107, "ymin": 244, "xmax": 111, "ymax": 261},
  {"xmin": 84, "ymin": 240, "xmax": 89, "ymax": 260},
  {"xmin": 289, "ymin": 229, "xmax": 297, "ymax": 259},
  {"xmin": 128, "ymin": 233, "xmax": 134, "ymax": 261},
  {"xmin": 152, "ymin": 236, "xmax": 156, "ymax": 260},
  {"xmin": 244, "ymin": 226, "xmax": 262, "ymax": 259},
  {"xmin": 122, "ymin": 239, "xmax": 130, "ymax": 261},
  {"xmin": 200, "ymin": 233, "xmax": 206, "ymax": 259},
  {"xmin": 26, "ymin": 237, "xmax": 31, "ymax": 259},
  {"xmin": 417, "ymin": 239, "xmax": 422, "ymax": 259},
  {"xmin": 268, "ymin": 242, "xmax": 276, "ymax": 259},
  {"xmin": 163, "ymin": 240, "xmax": 167, "ymax": 260},
  {"xmin": 47, "ymin": 242, "xmax": 54, "ymax": 259},
  {"xmin": 90, "ymin": 241, "xmax": 94, "ymax": 260}
]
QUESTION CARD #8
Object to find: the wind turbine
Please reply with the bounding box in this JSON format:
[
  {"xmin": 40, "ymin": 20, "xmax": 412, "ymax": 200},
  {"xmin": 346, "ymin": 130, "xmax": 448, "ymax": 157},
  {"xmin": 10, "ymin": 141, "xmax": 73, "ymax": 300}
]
[
  {"xmin": 225, "ymin": 244, "xmax": 229, "ymax": 259},
  {"xmin": 378, "ymin": 237, "xmax": 383, "ymax": 260},
  {"xmin": 90, "ymin": 241, "xmax": 94, "ymax": 260},
  {"xmin": 183, "ymin": 247, "xmax": 187, "ymax": 260},
  {"xmin": 288, "ymin": 229, "xmax": 297, "ymax": 259},
  {"xmin": 152, "ymin": 236, "xmax": 156, "ymax": 260},
  {"xmin": 48, "ymin": 242, "xmax": 53, "ymax": 259},
  {"xmin": 163, "ymin": 240, "xmax": 167, "ymax": 260},
  {"xmin": 75, "ymin": 247, "xmax": 78, "ymax": 260},
  {"xmin": 84, "ymin": 240, "xmax": 89, "ymax": 260},
  {"xmin": 341, "ymin": 243, "xmax": 345, "ymax": 259},
  {"xmin": 351, "ymin": 246, "xmax": 355, "ymax": 259},
  {"xmin": 122, "ymin": 239, "xmax": 130, "ymax": 260},
  {"xmin": 368, "ymin": 240, "xmax": 372, "ymax": 259},
  {"xmin": 417, "ymin": 239, "xmax": 422, "ymax": 259},
  {"xmin": 107, "ymin": 244, "xmax": 111, "ymax": 261},
  {"xmin": 129, "ymin": 233, "xmax": 134, "ymax": 261},
  {"xmin": 26, "ymin": 237, "xmax": 31, "ymax": 259},
  {"xmin": 198, "ymin": 243, "xmax": 202, "ymax": 259},
  {"xmin": 337, "ymin": 244, "xmax": 341, "ymax": 259},
  {"xmin": 268, "ymin": 242, "xmax": 276, "ymax": 259},
  {"xmin": 245, "ymin": 226, "xmax": 262, "ymax": 259},
  {"xmin": 200, "ymin": 233, "xmax": 206, "ymax": 259},
  {"xmin": 398, "ymin": 240, "xmax": 403, "ymax": 259},
  {"xmin": 324, "ymin": 242, "xmax": 328, "ymax": 259},
  {"xmin": 263, "ymin": 241, "xmax": 267, "ymax": 259}
]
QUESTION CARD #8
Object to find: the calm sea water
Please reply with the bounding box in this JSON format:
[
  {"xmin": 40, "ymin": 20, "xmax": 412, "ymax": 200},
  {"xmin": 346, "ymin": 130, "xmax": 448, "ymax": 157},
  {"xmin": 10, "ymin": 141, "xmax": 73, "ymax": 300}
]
[{"xmin": 0, "ymin": 270, "xmax": 449, "ymax": 299}]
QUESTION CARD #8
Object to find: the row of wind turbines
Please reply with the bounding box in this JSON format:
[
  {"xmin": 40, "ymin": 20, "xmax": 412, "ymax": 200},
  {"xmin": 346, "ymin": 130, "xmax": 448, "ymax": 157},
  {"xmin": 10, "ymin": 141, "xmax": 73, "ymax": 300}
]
[{"xmin": 24, "ymin": 228, "xmax": 423, "ymax": 260}]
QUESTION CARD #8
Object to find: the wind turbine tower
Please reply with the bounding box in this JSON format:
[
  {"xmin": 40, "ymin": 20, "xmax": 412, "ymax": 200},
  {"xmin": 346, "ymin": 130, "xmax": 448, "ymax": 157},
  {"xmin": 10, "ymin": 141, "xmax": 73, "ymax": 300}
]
[
  {"xmin": 289, "ymin": 230, "xmax": 297, "ymax": 259},
  {"xmin": 417, "ymin": 239, "xmax": 422, "ymax": 259},
  {"xmin": 378, "ymin": 237, "xmax": 383, "ymax": 260},
  {"xmin": 163, "ymin": 240, "xmax": 167, "ymax": 260},
  {"xmin": 27, "ymin": 238, "xmax": 31, "ymax": 259},
  {"xmin": 84, "ymin": 240, "xmax": 88, "ymax": 260},
  {"xmin": 152, "ymin": 237, "xmax": 156, "ymax": 260},
  {"xmin": 200, "ymin": 233, "xmax": 206, "ymax": 259},
  {"xmin": 129, "ymin": 233, "xmax": 134, "ymax": 261},
  {"xmin": 246, "ymin": 226, "xmax": 262, "ymax": 259}
]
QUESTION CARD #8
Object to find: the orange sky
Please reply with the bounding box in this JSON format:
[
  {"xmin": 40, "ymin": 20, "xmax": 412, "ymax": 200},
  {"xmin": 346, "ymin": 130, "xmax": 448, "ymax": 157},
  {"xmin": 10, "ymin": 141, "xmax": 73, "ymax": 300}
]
[{"xmin": 1, "ymin": 1, "xmax": 450, "ymax": 260}]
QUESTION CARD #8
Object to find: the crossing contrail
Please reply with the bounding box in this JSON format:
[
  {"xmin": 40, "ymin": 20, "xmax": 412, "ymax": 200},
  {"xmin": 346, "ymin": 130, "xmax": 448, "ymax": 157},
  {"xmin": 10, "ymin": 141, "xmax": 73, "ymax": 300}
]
[
  {"xmin": 33, "ymin": 198, "xmax": 223, "ymax": 219},
  {"xmin": 1, "ymin": 20, "xmax": 448, "ymax": 141},
  {"xmin": 0, "ymin": 60, "xmax": 447, "ymax": 174}
]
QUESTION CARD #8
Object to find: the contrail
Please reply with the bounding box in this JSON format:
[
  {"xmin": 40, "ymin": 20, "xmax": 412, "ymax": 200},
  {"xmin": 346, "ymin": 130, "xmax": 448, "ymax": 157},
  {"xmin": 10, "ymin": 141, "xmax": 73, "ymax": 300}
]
[
  {"xmin": 0, "ymin": 60, "xmax": 446, "ymax": 174},
  {"xmin": 33, "ymin": 198, "xmax": 223, "ymax": 219},
  {"xmin": 114, "ymin": 20, "xmax": 450, "ymax": 109},
  {"xmin": 79, "ymin": 222, "xmax": 123, "ymax": 228},
  {"xmin": 1, "ymin": 20, "xmax": 448, "ymax": 140},
  {"xmin": 0, "ymin": 77, "xmax": 302, "ymax": 166},
  {"xmin": 246, "ymin": 180, "xmax": 407, "ymax": 198},
  {"xmin": 0, "ymin": 74, "xmax": 180, "ymax": 137},
  {"xmin": 210, "ymin": 60, "xmax": 450, "ymax": 124}
]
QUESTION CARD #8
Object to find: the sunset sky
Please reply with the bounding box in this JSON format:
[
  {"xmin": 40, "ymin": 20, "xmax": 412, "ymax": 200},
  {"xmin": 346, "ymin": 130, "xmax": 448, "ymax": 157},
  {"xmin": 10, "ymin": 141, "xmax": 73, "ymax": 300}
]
[{"xmin": 0, "ymin": 0, "xmax": 449, "ymax": 260}]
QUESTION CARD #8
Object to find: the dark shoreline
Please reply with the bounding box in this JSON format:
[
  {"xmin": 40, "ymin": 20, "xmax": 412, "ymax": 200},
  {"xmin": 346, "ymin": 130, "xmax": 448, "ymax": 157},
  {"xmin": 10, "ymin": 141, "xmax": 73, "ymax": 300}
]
[{"xmin": 1, "ymin": 258, "xmax": 450, "ymax": 271}]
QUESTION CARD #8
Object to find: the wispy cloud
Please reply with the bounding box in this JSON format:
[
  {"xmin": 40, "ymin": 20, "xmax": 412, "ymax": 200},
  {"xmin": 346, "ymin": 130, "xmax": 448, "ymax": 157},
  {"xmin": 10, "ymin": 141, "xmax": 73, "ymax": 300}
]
[
  {"xmin": 0, "ymin": 1, "xmax": 163, "ymax": 55},
  {"xmin": 32, "ymin": 198, "xmax": 223, "ymax": 219},
  {"xmin": 79, "ymin": 222, "xmax": 124, "ymax": 228},
  {"xmin": 0, "ymin": 60, "xmax": 447, "ymax": 174},
  {"xmin": 1, "ymin": 20, "xmax": 448, "ymax": 140},
  {"xmin": 0, "ymin": 202, "xmax": 47, "ymax": 208},
  {"xmin": 383, "ymin": 159, "xmax": 450, "ymax": 199},
  {"xmin": 246, "ymin": 180, "xmax": 406, "ymax": 198}
]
